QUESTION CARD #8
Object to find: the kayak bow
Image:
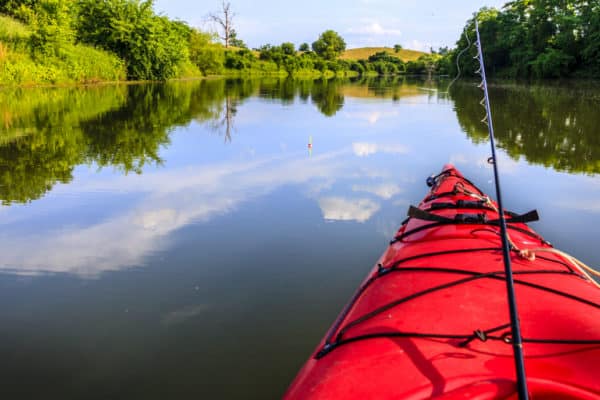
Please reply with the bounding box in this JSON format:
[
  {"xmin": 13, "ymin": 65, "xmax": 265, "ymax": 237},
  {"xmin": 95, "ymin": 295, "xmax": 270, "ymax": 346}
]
[{"xmin": 285, "ymin": 165, "xmax": 600, "ymax": 399}]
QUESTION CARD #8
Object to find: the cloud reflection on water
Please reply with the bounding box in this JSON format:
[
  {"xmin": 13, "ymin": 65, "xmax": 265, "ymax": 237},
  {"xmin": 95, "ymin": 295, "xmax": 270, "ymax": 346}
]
[
  {"xmin": 0, "ymin": 143, "xmax": 409, "ymax": 277},
  {"xmin": 318, "ymin": 197, "xmax": 381, "ymax": 223}
]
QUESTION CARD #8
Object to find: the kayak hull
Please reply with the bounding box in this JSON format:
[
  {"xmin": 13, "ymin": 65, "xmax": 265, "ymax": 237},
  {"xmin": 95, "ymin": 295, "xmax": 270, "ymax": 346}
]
[{"xmin": 285, "ymin": 165, "xmax": 600, "ymax": 399}]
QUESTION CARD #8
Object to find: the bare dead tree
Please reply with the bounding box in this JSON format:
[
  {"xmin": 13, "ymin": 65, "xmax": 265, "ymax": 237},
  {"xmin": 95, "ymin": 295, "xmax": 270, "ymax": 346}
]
[
  {"xmin": 209, "ymin": 96, "xmax": 237, "ymax": 143},
  {"xmin": 208, "ymin": 1, "xmax": 234, "ymax": 48}
]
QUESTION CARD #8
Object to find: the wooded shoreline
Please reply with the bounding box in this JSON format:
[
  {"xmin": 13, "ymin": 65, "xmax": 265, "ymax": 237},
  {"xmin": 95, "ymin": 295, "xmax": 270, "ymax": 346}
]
[{"xmin": 1, "ymin": 0, "xmax": 598, "ymax": 87}]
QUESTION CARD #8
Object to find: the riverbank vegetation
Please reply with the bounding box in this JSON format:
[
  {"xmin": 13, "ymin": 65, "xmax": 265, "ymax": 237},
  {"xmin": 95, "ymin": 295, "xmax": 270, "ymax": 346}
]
[
  {"xmin": 445, "ymin": 0, "xmax": 600, "ymax": 79},
  {"xmin": 0, "ymin": 13, "xmax": 126, "ymax": 85},
  {"xmin": 0, "ymin": 0, "xmax": 441, "ymax": 86},
  {"xmin": 2, "ymin": 0, "xmax": 599, "ymax": 85}
]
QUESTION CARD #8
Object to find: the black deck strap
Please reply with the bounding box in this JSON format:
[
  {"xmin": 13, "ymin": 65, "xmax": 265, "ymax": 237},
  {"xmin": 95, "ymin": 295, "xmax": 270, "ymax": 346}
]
[
  {"xmin": 408, "ymin": 206, "xmax": 453, "ymax": 223},
  {"xmin": 428, "ymin": 200, "xmax": 489, "ymax": 211},
  {"xmin": 503, "ymin": 209, "xmax": 539, "ymax": 224},
  {"xmin": 426, "ymin": 201, "xmax": 526, "ymax": 220},
  {"xmin": 394, "ymin": 208, "xmax": 541, "ymax": 245},
  {"xmin": 407, "ymin": 205, "xmax": 487, "ymax": 224}
]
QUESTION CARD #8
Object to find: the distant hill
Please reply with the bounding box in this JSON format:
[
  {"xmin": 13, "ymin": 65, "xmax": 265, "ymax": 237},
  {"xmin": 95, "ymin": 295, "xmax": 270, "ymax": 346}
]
[{"xmin": 340, "ymin": 47, "xmax": 427, "ymax": 62}]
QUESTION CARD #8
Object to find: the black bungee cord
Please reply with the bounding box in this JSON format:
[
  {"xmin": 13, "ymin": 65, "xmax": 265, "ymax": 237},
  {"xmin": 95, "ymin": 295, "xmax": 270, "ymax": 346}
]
[{"xmin": 474, "ymin": 19, "xmax": 529, "ymax": 400}]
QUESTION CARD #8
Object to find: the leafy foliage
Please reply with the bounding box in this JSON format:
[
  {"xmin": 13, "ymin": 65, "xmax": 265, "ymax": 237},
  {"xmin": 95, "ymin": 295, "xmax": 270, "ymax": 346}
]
[
  {"xmin": 76, "ymin": 0, "xmax": 189, "ymax": 80},
  {"xmin": 228, "ymin": 29, "xmax": 246, "ymax": 48},
  {"xmin": 29, "ymin": 0, "xmax": 75, "ymax": 57},
  {"xmin": 189, "ymin": 29, "xmax": 224, "ymax": 75},
  {"xmin": 2, "ymin": 3, "xmax": 435, "ymax": 85},
  {"xmin": 312, "ymin": 30, "xmax": 346, "ymax": 60},
  {"xmin": 0, "ymin": 13, "xmax": 125, "ymax": 85},
  {"xmin": 446, "ymin": 0, "xmax": 600, "ymax": 78}
]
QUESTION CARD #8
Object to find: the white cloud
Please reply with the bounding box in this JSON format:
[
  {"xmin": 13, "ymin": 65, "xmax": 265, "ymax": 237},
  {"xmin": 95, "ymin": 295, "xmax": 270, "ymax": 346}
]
[
  {"xmin": 407, "ymin": 39, "xmax": 432, "ymax": 52},
  {"xmin": 348, "ymin": 22, "xmax": 402, "ymax": 36},
  {"xmin": 352, "ymin": 183, "xmax": 401, "ymax": 199},
  {"xmin": 318, "ymin": 197, "xmax": 380, "ymax": 223},
  {"xmin": 353, "ymin": 142, "xmax": 378, "ymax": 157},
  {"xmin": 0, "ymin": 141, "xmax": 412, "ymax": 277},
  {"xmin": 344, "ymin": 110, "xmax": 399, "ymax": 125},
  {"xmin": 352, "ymin": 142, "xmax": 409, "ymax": 157}
]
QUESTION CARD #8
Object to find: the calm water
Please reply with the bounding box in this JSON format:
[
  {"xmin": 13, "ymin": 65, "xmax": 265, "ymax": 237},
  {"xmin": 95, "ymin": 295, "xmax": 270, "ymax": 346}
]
[{"xmin": 1, "ymin": 78, "xmax": 599, "ymax": 399}]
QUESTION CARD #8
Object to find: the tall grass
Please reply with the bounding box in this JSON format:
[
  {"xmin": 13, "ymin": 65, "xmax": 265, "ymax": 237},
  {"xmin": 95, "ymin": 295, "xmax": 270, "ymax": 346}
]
[
  {"xmin": 0, "ymin": 15, "xmax": 31, "ymax": 41},
  {"xmin": 0, "ymin": 14, "xmax": 126, "ymax": 86}
]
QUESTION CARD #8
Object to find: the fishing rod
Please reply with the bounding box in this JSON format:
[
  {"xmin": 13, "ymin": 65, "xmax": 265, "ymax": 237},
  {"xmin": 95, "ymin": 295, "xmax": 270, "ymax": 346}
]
[{"xmin": 474, "ymin": 20, "xmax": 529, "ymax": 399}]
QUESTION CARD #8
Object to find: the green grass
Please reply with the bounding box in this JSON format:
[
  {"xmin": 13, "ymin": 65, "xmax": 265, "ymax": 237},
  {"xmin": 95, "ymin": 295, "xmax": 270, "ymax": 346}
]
[
  {"xmin": 340, "ymin": 47, "xmax": 427, "ymax": 62},
  {"xmin": 0, "ymin": 14, "xmax": 127, "ymax": 86},
  {"xmin": 0, "ymin": 14, "xmax": 31, "ymax": 42}
]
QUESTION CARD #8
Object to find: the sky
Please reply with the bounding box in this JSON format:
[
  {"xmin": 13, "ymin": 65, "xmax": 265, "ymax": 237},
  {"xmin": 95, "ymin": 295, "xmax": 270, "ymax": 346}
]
[{"xmin": 153, "ymin": 0, "xmax": 507, "ymax": 51}]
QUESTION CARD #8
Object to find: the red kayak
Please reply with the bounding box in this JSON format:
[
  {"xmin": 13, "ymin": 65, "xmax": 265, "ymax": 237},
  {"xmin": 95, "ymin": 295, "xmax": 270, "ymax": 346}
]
[{"xmin": 285, "ymin": 165, "xmax": 600, "ymax": 399}]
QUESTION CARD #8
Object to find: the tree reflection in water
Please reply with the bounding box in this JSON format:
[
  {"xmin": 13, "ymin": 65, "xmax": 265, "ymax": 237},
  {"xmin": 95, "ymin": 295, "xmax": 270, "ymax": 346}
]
[{"xmin": 1, "ymin": 78, "xmax": 599, "ymax": 205}]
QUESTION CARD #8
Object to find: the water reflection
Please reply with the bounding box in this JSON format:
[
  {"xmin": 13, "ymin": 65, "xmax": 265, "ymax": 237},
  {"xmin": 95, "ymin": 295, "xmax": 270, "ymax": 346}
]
[
  {"xmin": 2, "ymin": 77, "xmax": 600, "ymax": 277},
  {"xmin": 0, "ymin": 78, "xmax": 424, "ymax": 205},
  {"xmin": 3, "ymin": 79, "xmax": 600, "ymax": 207},
  {"xmin": 0, "ymin": 146, "xmax": 412, "ymax": 276},
  {"xmin": 451, "ymin": 82, "xmax": 600, "ymax": 175}
]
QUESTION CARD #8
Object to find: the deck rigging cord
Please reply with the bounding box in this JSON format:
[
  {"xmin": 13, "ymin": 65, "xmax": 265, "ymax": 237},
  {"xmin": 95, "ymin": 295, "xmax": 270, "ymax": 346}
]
[
  {"xmin": 474, "ymin": 19, "xmax": 529, "ymax": 400},
  {"xmin": 452, "ymin": 177, "xmax": 600, "ymax": 288}
]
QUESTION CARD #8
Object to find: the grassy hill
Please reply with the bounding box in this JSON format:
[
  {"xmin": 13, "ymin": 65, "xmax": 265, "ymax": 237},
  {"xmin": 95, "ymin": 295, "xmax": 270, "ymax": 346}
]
[
  {"xmin": 341, "ymin": 47, "xmax": 427, "ymax": 62},
  {"xmin": 226, "ymin": 45, "xmax": 428, "ymax": 63}
]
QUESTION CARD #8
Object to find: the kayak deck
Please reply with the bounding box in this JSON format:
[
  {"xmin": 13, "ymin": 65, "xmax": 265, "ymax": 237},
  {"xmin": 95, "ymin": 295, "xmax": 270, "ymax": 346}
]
[{"xmin": 285, "ymin": 165, "xmax": 600, "ymax": 399}]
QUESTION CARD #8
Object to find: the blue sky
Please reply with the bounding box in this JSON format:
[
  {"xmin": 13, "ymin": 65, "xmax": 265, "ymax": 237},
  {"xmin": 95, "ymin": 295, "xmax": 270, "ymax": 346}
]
[{"xmin": 154, "ymin": 0, "xmax": 507, "ymax": 51}]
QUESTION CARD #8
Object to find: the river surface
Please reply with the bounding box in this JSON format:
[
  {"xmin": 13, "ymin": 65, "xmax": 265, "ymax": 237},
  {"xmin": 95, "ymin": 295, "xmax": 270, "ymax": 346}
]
[{"xmin": 1, "ymin": 78, "xmax": 599, "ymax": 399}]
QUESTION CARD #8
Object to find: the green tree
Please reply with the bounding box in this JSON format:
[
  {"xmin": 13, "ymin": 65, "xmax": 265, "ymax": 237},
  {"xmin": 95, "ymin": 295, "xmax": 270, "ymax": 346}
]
[
  {"xmin": 229, "ymin": 29, "xmax": 246, "ymax": 48},
  {"xmin": 189, "ymin": 29, "xmax": 224, "ymax": 74},
  {"xmin": 0, "ymin": 0, "xmax": 36, "ymax": 21},
  {"xmin": 77, "ymin": 0, "xmax": 189, "ymax": 80},
  {"xmin": 445, "ymin": 1, "xmax": 600, "ymax": 79},
  {"xmin": 393, "ymin": 44, "xmax": 402, "ymax": 52},
  {"xmin": 29, "ymin": 0, "xmax": 75, "ymax": 57},
  {"xmin": 281, "ymin": 42, "xmax": 295, "ymax": 55},
  {"xmin": 312, "ymin": 30, "xmax": 346, "ymax": 60},
  {"xmin": 299, "ymin": 42, "xmax": 309, "ymax": 52}
]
